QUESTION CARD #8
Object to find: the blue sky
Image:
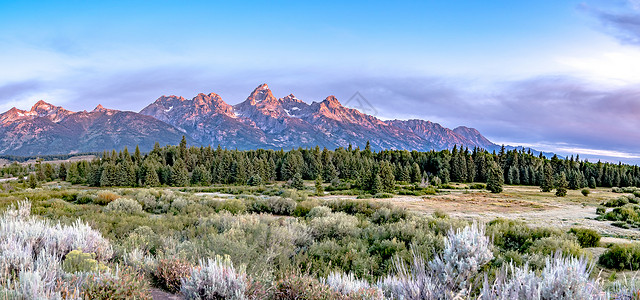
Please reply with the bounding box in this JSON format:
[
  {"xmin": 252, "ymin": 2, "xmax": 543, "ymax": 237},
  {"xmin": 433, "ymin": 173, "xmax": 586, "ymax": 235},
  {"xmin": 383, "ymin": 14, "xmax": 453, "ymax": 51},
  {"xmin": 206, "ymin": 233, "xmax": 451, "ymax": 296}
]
[{"xmin": 1, "ymin": 0, "xmax": 640, "ymax": 163}]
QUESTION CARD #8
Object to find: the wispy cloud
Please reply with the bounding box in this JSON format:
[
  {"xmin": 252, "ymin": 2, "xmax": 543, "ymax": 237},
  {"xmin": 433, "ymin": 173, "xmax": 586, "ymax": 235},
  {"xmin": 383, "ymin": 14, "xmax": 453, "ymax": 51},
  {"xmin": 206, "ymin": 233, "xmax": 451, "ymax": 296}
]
[{"xmin": 587, "ymin": 0, "xmax": 640, "ymax": 45}]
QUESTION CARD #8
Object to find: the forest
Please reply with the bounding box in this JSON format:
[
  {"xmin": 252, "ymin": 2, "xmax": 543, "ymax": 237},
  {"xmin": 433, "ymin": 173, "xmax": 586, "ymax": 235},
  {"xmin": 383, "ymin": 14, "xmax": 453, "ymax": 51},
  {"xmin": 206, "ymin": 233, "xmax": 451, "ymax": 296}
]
[{"xmin": 3, "ymin": 138, "xmax": 638, "ymax": 193}]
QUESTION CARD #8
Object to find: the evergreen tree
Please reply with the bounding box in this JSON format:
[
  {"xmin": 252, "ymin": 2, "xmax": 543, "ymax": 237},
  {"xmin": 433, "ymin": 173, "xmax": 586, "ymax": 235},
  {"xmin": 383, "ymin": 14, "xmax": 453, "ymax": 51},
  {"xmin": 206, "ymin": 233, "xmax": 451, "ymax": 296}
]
[
  {"xmin": 100, "ymin": 163, "xmax": 119, "ymax": 187},
  {"xmin": 555, "ymin": 172, "xmax": 568, "ymax": 197},
  {"xmin": 57, "ymin": 163, "xmax": 68, "ymax": 181},
  {"xmin": 171, "ymin": 160, "xmax": 190, "ymax": 187},
  {"xmin": 410, "ymin": 163, "xmax": 421, "ymax": 183},
  {"xmin": 28, "ymin": 173, "xmax": 38, "ymax": 189},
  {"xmin": 247, "ymin": 174, "xmax": 263, "ymax": 186},
  {"xmin": 290, "ymin": 172, "xmax": 304, "ymax": 190},
  {"xmin": 315, "ymin": 175, "xmax": 324, "ymax": 196},
  {"xmin": 143, "ymin": 163, "xmax": 160, "ymax": 187},
  {"xmin": 66, "ymin": 164, "xmax": 81, "ymax": 184},
  {"xmin": 372, "ymin": 174, "xmax": 383, "ymax": 194},
  {"xmin": 540, "ymin": 163, "xmax": 554, "ymax": 192},
  {"xmin": 281, "ymin": 151, "xmax": 304, "ymax": 181},
  {"xmin": 589, "ymin": 176, "xmax": 597, "ymax": 189},
  {"xmin": 487, "ymin": 162, "xmax": 504, "ymax": 193},
  {"xmin": 380, "ymin": 161, "xmax": 396, "ymax": 192},
  {"xmin": 507, "ymin": 166, "xmax": 520, "ymax": 185}
]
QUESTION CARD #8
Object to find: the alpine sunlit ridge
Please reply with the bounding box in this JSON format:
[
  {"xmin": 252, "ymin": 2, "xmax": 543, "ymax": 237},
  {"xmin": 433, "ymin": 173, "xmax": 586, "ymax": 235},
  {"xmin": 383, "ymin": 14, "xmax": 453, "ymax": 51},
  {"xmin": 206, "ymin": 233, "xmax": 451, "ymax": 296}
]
[{"xmin": 0, "ymin": 84, "xmax": 497, "ymax": 156}]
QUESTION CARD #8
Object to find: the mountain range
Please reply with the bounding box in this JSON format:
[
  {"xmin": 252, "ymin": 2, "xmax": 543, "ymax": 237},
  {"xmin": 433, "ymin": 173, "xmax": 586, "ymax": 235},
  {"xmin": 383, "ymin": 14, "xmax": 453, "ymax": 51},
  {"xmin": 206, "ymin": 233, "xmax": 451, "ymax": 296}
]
[{"xmin": 0, "ymin": 84, "xmax": 499, "ymax": 156}]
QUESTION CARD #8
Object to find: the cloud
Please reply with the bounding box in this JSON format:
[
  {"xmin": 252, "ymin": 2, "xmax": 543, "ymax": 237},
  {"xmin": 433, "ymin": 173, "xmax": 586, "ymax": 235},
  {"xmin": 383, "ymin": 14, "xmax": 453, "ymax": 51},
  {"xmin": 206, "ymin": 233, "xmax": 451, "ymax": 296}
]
[
  {"xmin": 588, "ymin": 0, "xmax": 640, "ymax": 45},
  {"xmin": 309, "ymin": 75, "xmax": 640, "ymax": 162},
  {"xmin": 0, "ymin": 80, "xmax": 43, "ymax": 111},
  {"xmin": 2, "ymin": 65, "xmax": 640, "ymax": 164}
]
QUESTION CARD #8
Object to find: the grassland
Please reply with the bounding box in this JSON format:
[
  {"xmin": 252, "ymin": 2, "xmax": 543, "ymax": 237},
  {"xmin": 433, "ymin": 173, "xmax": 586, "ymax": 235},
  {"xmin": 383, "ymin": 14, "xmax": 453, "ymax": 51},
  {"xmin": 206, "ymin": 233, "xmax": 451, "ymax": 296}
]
[{"xmin": 1, "ymin": 178, "xmax": 640, "ymax": 299}]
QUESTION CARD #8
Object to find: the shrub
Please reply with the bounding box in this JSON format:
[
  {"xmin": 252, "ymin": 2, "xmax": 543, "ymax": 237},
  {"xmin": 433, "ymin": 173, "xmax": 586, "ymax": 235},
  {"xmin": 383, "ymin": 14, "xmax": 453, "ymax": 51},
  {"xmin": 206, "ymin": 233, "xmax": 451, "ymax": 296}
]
[
  {"xmin": 220, "ymin": 199, "xmax": 246, "ymax": 214},
  {"xmin": 292, "ymin": 200, "xmax": 320, "ymax": 217},
  {"xmin": 429, "ymin": 222, "xmax": 493, "ymax": 290},
  {"xmin": 604, "ymin": 204, "xmax": 640, "ymax": 223},
  {"xmin": 599, "ymin": 243, "xmax": 640, "ymax": 270},
  {"xmin": 76, "ymin": 192, "xmax": 95, "ymax": 204},
  {"xmin": 603, "ymin": 196, "xmax": 630, "ymax": 208},
  {"xmin": 324, "ymin": 271, "xmax": 377, "ymax": 296},
  {"xmin": 307, "ymin": 206, "xmax": 332, "ymax": 218},
  {"xmin": 581, "ymin": 189, "xmax": 590, "ymax": 197},
  {"xmin": 373, "ymin": 193, "xmax": 393, "ymax": 199},
  {"xmin": 82, "ymin": 267, "xmax": 152, "ymax": 300},
  {"xmin": 309, "ymin": 212, "xmax": 360, "ymax": 240},
  {"xmin": 123, "ymin": 226, "xmax": 162, "ymax": 255},
  {"xmin": 432, "ymin": 209, "xmax": 449, "ymax": 219},
  {"xmin": 469, "ymin": 183, "xmax": 486, "ymax": 190},
  {"xmin": 154, "ymin": 258, "xmax": 192, "ymax": 293},
  {"xmin": 528, "ymin": 237, "xmax": 585, "ymax": 258},
  {"xmin": 247, "ymin": 197, "xmax": 297, "ymax": 215},
  {"xmin": 104, "ymin": 198, "xmax": 143, "ymax": 214},
  {"xmin": 379, "ymin": 223, "xmax": 492, "ymax": 299},
  {"xmin": 482, "ymin": 255, "xmax": 602, "ymax": 299},
  {"xmin": 568, "ymin": 228, "xmax": 600, "ymax": 248},
  {"xmin": 274, "ymin": 273, "xmax": 342, "ymax": 300},
  {"xmin": 94, "ymin": 191, "xmax": 120, "ymax": 205},
  {"xmin": 62, "ymin": 250, "xmax": 109, "ymax": 273},
  {"xmin": 487, "ymin": 219, "xmax": 534, "ymax": 252},
  {"xmin": 181, "ymin": 256, "xmax": 247, "ymax": 300},
  {"xmin": 596, "ymin": 206, "xmax": 606, "ymax": 215}
]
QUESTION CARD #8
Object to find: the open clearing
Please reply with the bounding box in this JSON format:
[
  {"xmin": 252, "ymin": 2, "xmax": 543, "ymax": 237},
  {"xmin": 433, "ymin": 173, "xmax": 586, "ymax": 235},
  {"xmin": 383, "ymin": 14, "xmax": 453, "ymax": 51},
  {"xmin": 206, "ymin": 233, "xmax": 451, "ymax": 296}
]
[{"xmin": 320, "ymin": 185, "xmax": 640, "ymax": 241}]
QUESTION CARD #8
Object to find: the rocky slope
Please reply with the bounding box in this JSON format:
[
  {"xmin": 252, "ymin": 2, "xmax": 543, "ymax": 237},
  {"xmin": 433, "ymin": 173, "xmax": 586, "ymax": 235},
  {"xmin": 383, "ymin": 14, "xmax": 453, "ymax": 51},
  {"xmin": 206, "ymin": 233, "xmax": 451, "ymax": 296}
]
[
  {"xmin": 0, "ymin": 101, "xmax": 189, "ymax": 156},
  {"xmin": 141, "ymin": 83, "xmax": 497, "ymax": 151},
  {"xmin": 1, "ymin": 84, "xmax": 498, "ymax": 155}
]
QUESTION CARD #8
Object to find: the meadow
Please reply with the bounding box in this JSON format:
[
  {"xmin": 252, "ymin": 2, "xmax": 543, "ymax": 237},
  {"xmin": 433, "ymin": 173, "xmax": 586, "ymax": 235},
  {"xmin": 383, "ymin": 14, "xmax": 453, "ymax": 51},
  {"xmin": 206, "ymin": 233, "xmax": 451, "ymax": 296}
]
[{"xmin": 1, "ymin": 176, "xmax": 640, "ymax": 299}]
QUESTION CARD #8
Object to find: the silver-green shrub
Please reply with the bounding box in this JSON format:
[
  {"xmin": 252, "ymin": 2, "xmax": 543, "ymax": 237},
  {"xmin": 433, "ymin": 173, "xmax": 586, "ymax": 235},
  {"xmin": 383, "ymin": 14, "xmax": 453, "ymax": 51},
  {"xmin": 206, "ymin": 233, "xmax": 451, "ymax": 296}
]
[
  {"xmin": 104, "ymin": 198, "xmax": 143, "ymax": 214},
  {"xmin": 181, "ymin": 256, "xmax": 247, "ymax": 300}
]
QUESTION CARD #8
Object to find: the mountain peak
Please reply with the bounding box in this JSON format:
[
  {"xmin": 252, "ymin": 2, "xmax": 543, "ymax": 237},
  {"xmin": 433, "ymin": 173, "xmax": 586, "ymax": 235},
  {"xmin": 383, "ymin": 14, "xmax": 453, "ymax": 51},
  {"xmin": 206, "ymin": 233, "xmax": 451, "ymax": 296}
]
[
  {"xmin": 246, "ymin": 83, "xmax": 276, "ymax": 104},
  {"xmin": 31, "ymin": 100, "xmax": 55, "ymax": 112},
  {"xmin": 322, "ymin": 96, "xmax": 342, "ymax": 108},
  {"xmin": 93, "ymin": 104, "xmax": 110, "ymax": 112}
]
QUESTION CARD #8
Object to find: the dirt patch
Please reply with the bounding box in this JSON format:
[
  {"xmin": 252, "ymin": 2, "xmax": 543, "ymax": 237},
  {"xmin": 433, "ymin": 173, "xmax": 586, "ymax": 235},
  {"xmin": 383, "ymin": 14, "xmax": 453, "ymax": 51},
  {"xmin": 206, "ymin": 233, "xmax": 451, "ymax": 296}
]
[{"xmin": 150, "ymin": 288, "xmax": 181, "ymax": 300}]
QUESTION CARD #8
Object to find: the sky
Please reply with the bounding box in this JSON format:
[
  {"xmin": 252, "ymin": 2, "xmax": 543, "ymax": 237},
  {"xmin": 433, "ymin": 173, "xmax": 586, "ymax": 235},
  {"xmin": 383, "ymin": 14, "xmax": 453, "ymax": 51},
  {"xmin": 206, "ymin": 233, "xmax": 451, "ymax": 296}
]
[{"xmin": 1, "ymin": 0, "xmax": 640, "ymax": 163}]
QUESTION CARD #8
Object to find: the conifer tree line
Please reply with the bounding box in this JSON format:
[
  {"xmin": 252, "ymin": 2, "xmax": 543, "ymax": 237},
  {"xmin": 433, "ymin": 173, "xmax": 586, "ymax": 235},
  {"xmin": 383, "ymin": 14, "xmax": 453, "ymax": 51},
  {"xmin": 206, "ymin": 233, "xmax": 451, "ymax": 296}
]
[{"xmin": 4, "ymin": 137, "xmax": 640, "ymax": 191}]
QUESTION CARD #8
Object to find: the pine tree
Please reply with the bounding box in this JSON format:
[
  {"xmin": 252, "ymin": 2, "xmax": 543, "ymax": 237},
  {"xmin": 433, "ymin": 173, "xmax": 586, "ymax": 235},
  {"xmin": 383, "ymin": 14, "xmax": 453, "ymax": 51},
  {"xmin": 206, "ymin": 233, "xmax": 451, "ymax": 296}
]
[
  {"xmin": 100, "ymin": 163, "xmax": 119, "ymax": 187},
  {"xmin": 487, "ymin": 162, "xmax": 504, "ymax": 193},
  {"xmin": 171, "ymin": 160, "xmax": 190, "ymax": 187},
  {"xmin": 57, "ymin": 163, "xmax": 67, "ymax": 181},
  {"xmin": 315, "ymin": 175, "xmax": 324, "ymax": 196},
  {"xmin": 379, "ymin": 161, "xmax": 396, "ymax": 192},
  {"xmin": 507, "ymin": 166, "xmax": 520, "ymax": 185},
  {"xmin": 589, "ymin": 176, "xmax": 597, "ymax": 189},
  {"xmin": 247, "ymin": 174, "xmax": 263, "ymax": 186},
  {"xmin": 67, "ymin": 164, "xmax": 81, "ymax": 184},
  {"xmin": 143, "ymin": 163, "xmax": 160, "ymax": 187},
  {"xmin": 410, "ymin": 163, "xmax": 421, "ymax": 183},
  {"xmin": 540, "ymin": 163, "xmax": 554, "ymax": 192},
  {"xmin": 372, "ymin": 174, "xmax": 383, "ymax": 194},
  {"xmin": 290, "ymin": 172, "xmax": 304, "ymax": 190},
  {"xmin": 28, "ymin": 173, "xmax": 38, "ymax": 189},
  {"xmin": 555, "ymin": 172, "xmax": 568, "ymax": 197}
]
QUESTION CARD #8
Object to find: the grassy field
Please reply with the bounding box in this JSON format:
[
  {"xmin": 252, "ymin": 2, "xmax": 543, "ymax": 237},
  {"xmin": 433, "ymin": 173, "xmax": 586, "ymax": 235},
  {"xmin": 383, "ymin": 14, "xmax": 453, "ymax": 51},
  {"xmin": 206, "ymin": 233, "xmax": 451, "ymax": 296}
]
[{"xmin": 2, "ymin": 179, "xmax": 640, "ymax": 299}]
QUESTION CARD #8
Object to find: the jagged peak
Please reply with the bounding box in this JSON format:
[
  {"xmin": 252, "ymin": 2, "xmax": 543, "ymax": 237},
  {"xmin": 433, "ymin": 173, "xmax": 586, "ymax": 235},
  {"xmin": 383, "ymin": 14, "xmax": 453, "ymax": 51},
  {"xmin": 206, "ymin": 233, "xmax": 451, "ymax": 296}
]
[
  {"xmin": 93, "ymin": 104, "xmax": 111, "ymax": 112},
  {"xmin": 246, "ymin": 83, "xmax": 276, "ymax": 104},
  {"xmin": 193, "ymin": 92, "xmax": 223, "ymax": 102},
  {"xmin": 31, "ymin": 100, "xmax": 56, "ymax": 111},
  {"xmin": 156, "ymin": 95, "xmax": 187, "ymax": 103},
  {"xmin": 282, "ymin": 94, "xmax": 304, "ymax": 104},
  {"xmin": 322, "ymin": 95, "xmax": 342, "ymax": 108}
]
